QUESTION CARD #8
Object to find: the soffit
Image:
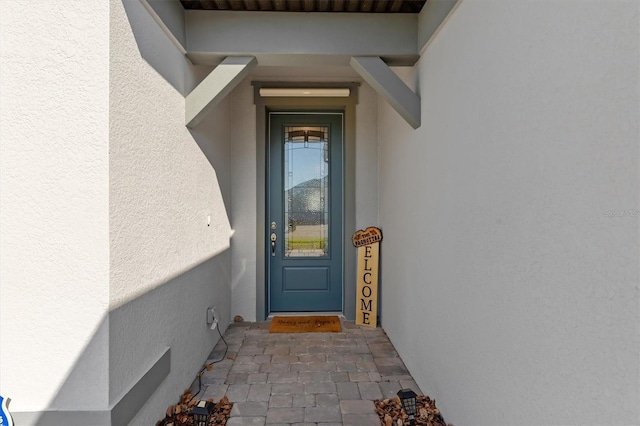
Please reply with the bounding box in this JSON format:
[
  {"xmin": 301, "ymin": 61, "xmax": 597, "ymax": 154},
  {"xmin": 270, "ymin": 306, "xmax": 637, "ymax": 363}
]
[{"xmin": 180, "ymin": 0, "xmax": 427, "ymax": 13}]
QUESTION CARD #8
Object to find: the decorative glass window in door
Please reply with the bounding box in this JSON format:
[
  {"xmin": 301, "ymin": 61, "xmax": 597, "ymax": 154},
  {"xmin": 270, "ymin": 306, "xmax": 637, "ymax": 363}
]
[{"xmin": 283, "ymin": 126, "xmax": 330, "ymax": 257}]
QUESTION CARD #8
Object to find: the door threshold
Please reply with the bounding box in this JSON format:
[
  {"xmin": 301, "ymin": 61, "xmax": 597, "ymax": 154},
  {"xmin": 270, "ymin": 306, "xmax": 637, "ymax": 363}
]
[{"xmin": 268, "ymin": 312, "xmax": 345, "ymax": 319}]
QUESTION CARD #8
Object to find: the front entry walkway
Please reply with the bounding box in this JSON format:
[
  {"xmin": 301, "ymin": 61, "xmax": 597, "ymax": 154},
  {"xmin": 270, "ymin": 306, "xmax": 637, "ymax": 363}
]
[{"xmin": 198, "ymin": 321, "xmax": 421, "ymax": 425}]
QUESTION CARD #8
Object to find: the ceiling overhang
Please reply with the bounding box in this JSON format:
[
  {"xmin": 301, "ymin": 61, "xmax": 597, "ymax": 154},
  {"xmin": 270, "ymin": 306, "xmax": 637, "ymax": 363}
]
[
  {"xmin": 184, "ymin": 11, "xmax": 420, "ymax": 67},
  {"xmin": 141, "ymin": 0, "xmax": 462, "ymax": 129}
]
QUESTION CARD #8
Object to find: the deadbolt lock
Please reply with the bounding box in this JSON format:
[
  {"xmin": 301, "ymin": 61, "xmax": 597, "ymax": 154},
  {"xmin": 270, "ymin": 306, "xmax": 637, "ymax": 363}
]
[{"xmin": 270, "ymin": 232, "xmax": 277, "ymax": 256}]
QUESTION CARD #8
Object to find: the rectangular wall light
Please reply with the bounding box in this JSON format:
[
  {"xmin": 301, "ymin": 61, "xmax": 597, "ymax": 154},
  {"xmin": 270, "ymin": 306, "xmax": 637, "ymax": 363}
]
[{"xmin": 259, "ymin": 88, "xmax": 351, "ymax": 97}]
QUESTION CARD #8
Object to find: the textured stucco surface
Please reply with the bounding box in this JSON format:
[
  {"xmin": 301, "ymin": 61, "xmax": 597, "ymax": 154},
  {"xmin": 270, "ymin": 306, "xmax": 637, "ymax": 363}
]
[
  {"xmin": 0, "ymin": 0, "xmax": 110, "ymax": 412},
  {"xmin": 229, "ymin": 80, "xmax": 258, "ymax": 321},
  {"xmin": 110, "ymin": 0, "xmax": 232, "ymax": 309},
  {"xmin": 110, "ymin": 0, "xmax": 232, "ymax": 423},
  {"xmin": 378, "ymin": 1, "xmax": 640, "ymax": 424},
  {"xmin": 355, "ymin": 84, "xmax": 379, "ymax": 230}
]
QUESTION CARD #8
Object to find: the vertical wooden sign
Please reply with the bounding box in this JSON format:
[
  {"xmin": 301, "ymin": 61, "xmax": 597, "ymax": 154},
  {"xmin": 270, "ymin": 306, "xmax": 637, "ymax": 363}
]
[{"xmin": 352, "ymin": 227, "xmax": 382, "ymax": 328}]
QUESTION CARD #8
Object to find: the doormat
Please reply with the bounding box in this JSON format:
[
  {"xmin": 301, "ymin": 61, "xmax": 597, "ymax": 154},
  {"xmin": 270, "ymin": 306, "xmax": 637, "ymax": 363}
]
[{"xmin": 269, "ymin": 316, "xmax": 342, "ymax": 333}]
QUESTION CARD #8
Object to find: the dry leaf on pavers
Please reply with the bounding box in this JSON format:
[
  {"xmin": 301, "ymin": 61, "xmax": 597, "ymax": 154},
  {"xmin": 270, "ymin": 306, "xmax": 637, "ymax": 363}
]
[
  {"xmin": 209, "ymin": 396, "xmax": 232, "ymax": 425},
  {"xmin": 156, "ymin": 391, "xmax": 233, "ymax": 426},
  {"xmin": 385, "ymin": 413, "xmax": 393, "ymax": 426},
  {"xmin": 375, "ymin": 395, "xmax": 449, "ymax": 426}
]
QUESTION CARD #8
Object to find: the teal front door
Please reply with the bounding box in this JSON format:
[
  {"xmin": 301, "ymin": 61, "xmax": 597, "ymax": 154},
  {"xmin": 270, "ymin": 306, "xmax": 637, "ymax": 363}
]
[{"xmin": 268, "ymin": 113, "xmax": 344, "ymax": 312}]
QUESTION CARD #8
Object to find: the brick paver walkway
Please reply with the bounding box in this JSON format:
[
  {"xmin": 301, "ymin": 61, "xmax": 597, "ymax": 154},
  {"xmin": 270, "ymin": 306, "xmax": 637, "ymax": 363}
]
[{"xmin": 196, "ymin": 320, "xmax": 421, "ymax": 425}]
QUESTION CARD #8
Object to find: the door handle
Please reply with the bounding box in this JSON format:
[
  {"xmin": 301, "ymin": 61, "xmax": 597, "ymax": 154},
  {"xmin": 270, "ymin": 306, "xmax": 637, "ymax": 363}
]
[{"xmin": 270, "ymin": 233, "xmax": 277, "ymax": 256}]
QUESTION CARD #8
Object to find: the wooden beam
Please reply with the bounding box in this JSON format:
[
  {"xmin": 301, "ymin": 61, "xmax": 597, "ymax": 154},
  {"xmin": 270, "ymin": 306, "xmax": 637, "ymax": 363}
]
[
  {"xmin": 390, "ymin": 0, "xmax": 403, "ymax": 12},
  {"xmin": 185, "ymin": 56, "xmax": 257, "ymax": 129},
  {"xmin": 374, "ymin": 0, "xmax": 389, "ymax": 12},
  {"xmin": 243, "ymin": 0, "xmax": 259, "ymax": 10},
  {"xmin": 350, "ymin": 56, "xmax": 421, "ymax": 129},
  {"xmin": 317, "ymin": 0, "xmax": 330, "ymax": 11},
  {"xmin": 361, "ymin": 0, "xmax": 374, "ymax": 12},
  {"xmin": 288, "ymin": 0, "xmax": 302, "ymax": 11},
  {"xmin": 185, "ymin": 11, "xmax": 417, "ymax": 62}
]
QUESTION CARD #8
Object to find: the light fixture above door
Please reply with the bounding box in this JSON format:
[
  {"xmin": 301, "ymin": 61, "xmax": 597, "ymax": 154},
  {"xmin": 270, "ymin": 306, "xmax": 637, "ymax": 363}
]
[{"xmin": 259, "ymin": 88, "xmax": 351, "ymax": 97}]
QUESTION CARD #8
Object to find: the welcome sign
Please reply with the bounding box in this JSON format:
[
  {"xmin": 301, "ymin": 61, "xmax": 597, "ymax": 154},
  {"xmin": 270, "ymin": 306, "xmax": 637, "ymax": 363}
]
[{"xmin": 352, "ymin": 227, "xmax": 382, "ymax": 328}]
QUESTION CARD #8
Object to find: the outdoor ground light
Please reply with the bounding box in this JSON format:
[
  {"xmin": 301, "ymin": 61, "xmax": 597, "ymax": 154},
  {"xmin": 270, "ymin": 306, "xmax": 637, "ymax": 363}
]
[
  {"xmin": 192, "ymin": 400, "xmax": 213, "ymax": 426},
  {"xmin": 397, "ymin": 388, "xmax": 418, "ymax": 426}
]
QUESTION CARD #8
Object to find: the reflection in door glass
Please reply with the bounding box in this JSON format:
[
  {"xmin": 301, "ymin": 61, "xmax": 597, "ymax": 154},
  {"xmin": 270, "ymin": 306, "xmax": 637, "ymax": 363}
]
[{"xmin": 284, "ymin": 126, "xmax": 329, "ymax": 257}]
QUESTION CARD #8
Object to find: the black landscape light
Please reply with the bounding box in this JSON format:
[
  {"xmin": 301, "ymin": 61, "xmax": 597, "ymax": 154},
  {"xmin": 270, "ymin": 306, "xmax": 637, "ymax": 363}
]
[
  {"xmin": 397, "ymin": 388, "xmax": 417, "ymax": 426},
  {"xmin": 192, "ymin": 400, "xmax": 213, "ymax": 426}
]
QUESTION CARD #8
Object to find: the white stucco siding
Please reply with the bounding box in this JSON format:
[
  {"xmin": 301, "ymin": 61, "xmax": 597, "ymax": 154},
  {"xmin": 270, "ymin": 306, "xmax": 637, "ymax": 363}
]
[
  {"xmin": 109, "ymin": 0, "xmax": 232, "ymax": 423},
  {"xmin": 379, "ymin": 0, "xmax": 639, "ymax": 424},
  {"xmin": 355, "ymin": 84, "xmax": 379, "ymax": 231},
  {"xmin": 109, "ymin": 1, "xmax": 232, "ymax": 310},
  {"xmin": 229, "ymin": 80, "xmax": 258, "ymax": 321},
  {"xmin": 0, "ymin": 0, "xmax": 110, "ymax": 412}
]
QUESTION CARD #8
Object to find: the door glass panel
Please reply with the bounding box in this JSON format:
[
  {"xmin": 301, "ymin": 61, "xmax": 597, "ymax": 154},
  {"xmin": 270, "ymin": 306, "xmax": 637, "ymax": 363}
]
[{"xmin": 284, "ymin": 126, "xmax": 329, "ymax": 257}]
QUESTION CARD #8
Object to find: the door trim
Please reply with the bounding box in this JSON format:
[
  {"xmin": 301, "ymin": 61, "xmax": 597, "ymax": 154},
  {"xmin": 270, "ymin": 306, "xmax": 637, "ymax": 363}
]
[
  {"xmin": 267, "ymin": 112, "xmax": 344, "ymax": 314},
  {"xmin": 253, "ymin": 82, "xmax": 359, "ymax": 320}
]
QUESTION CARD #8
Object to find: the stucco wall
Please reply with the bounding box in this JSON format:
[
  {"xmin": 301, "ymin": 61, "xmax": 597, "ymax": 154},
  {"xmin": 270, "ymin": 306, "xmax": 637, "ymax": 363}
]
[
  {"xmin": 0, "ymin": 0, "xmax": 110, "ymax": 414},
  {"xmin": 110, "ymin": 0, "xmax": 232, "ymax": 424},
  {"xmin": 378, "ymin": 1, "xmax": 639, "ymax": 424},
  {"xmin": 229, "ymin": 80, "xmax": 258, "ymax": 321},
  {"xmin": 355, "ymin": 84, "xmax": 379, "ymax": 231}
]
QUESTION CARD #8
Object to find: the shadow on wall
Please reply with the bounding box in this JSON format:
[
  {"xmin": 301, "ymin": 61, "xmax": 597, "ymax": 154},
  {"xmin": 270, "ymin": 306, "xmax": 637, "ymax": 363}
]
[
  {"xmin": 122, "ymin": 0, "xmax": 232, "ymax": 215},
  {"xmin": 121, "ymin": 0, "xmax": 215, "ymax": 97},
  {"xmin": 188, "ymin": 120, "xmax": 233, "ymax": 219},
  {"xmin": 11, "ymin": 251, "xmax": 231, "ymax": 426}
]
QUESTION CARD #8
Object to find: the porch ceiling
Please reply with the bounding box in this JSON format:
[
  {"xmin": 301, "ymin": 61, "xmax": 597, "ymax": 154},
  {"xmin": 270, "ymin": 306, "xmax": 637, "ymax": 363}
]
[{"xmin": 180, "ymin": 0, "xmax": 427, "ymax": 13}]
